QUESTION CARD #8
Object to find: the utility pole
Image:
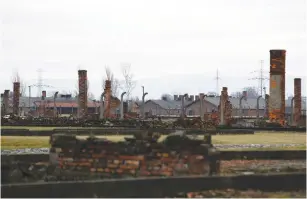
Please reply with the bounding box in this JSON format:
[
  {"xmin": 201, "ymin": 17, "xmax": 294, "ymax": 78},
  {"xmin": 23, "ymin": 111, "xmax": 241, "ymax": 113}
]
[
  {"xmin": 249, "ymin": 60, "xmax": 269, "ymax": 97},
  {"xmin": 214, "ymin": 69, "xmax": 221, "ymax": 96},
  {"xmin": 37, "ymin": 68, "xmax": 43, "ymax": 97}
]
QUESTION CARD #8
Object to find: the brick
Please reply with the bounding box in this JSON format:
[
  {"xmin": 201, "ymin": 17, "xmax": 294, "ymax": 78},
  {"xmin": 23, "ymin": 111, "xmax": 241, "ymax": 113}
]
[
  {"xmin": 96, "ymin": 168, "xmax": 104, "ymax": 172},
  {"xmin": 92, "ymin": 154, "xmax": 105, "ymax": 158},
  {"xmin": 118, "ymin": 155, "xmax": 144, "ymax": 161},
  {"xmin": 119, "ymin": 165, "xmax": 139, "ymax": 170},
  {"xmin": 107, "ymin": 164, "xmax": 119, "ymax": 169}
]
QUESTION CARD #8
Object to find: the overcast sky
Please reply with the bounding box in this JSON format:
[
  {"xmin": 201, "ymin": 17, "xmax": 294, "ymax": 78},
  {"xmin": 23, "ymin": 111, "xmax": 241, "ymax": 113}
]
[{"xmin": 0, "ymin": 0, "xmax": 306, "ymax": 99}]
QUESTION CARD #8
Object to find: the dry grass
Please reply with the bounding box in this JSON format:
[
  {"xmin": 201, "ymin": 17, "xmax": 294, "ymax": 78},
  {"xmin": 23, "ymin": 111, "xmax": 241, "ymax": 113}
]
[
  {"xmin": 212, "ymin": 132, "xmax": 306, "ymax": 145},
  {"xmin": 1, "ymin": 133, "xmax": 306, "ymax": 150},
  {"xmin": 1, "ymin": 126, "xmax": 57, "ymax": 131}
]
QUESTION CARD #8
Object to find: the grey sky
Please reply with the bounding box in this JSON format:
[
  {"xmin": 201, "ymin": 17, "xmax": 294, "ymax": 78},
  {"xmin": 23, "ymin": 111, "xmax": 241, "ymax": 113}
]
[{"xmin": 0, "ymin": 0, "xmax": 306, "ymax": 99}]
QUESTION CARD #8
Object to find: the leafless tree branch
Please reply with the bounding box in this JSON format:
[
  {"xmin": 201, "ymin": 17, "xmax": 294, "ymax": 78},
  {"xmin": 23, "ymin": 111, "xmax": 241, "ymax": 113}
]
[
  {"xmin": 121, "ymin": 63, "xmax": 136, "ymax": 100},
  {"xmin": 102, "ymin": 66, "xmax": 121, "ymax": 97},
  {"xmin": 11, "ymin": 72, "xmax": 27, "ymax": 96}
]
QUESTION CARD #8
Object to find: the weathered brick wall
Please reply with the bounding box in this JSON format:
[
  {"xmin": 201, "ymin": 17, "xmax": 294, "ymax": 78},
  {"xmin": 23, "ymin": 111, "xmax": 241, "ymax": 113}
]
[{"xmin": 50, "ymin": 134, "xmax": 214, "ymax": 180}]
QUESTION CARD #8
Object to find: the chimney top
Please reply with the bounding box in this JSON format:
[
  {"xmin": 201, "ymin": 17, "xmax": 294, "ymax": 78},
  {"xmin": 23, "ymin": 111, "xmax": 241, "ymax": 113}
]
[{"xmin": 242, "ymin": 91, "xmax": 247, "ymax": 97}]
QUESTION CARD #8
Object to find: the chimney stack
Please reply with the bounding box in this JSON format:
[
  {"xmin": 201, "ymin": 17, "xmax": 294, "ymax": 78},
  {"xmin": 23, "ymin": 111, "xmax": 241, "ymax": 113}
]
[
  {"xmin": 242, "ymin": 91, "xmax": 247, "ymax": 97},
  {"xmin": 199, "ymin": 93, "xmax": 205, "ymax": 121},
  {"xmin": 173, "ymin": 95, "xmax": 178, "ymax": 101},
  {"xmin": 219, "ymin": 87, "xmax": 229, "ymax": 125},
  {"xmin": 294, "ymin": 78, "xmax": 302, "ymax": 126},
  {"xmin": 42, "ymin": 90, "xmax": 46, "ymax": 99},
  {"xmin": 3, "ymin": 90, "xmax": 9, "ymax": 114},
  {"xmin": 104, "ymin": 80, "xmax": 112, "ymax": 118},
  {"xmin": 178, "ymin": 95, "xmax": 183, "ymax": 101},
  {"xmin": 265, "ymin": 94, "xmax": 270, "ymax": 118},
  {"xmin": 13, "ymin": 82, "xmax": 20, "ymax": 115},
  {"xmin": 189, "ymin": 95, "xmax": 194, "ymax": 101},
  {"xmin": 269, "ymin": 49, "xmax": 286, "ymax": 125},
  {"xmin": 195, "ymin": 95, "xmax": 200, "ymax": 101},
  {"xmin": 78, "ymin": 70, "xmax": 88, "ymax": 119}
]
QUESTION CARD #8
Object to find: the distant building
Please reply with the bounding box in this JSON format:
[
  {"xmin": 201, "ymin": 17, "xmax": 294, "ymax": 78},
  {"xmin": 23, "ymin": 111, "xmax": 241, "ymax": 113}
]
[
  {"xmin": 142, "ymin": 95, "xmax": 306, "ymax": 118},
  {"xmin": 0, "ymin": 93, "xmax": 122, "ymax": 118}
]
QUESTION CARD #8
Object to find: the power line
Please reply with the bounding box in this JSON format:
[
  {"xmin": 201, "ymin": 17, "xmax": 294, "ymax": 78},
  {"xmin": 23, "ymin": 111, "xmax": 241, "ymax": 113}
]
[
  {"xmin": 249, "ymin": 60, "xmax": 269, "ymax": 97},
  {"xmin": 37, "ymin": 68, "xmax": 43, "ymax": 97}
]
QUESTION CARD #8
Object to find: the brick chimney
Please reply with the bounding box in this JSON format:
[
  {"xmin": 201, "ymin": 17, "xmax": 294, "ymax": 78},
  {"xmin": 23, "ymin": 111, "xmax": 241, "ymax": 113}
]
[
  {"xmin": 3, "ymin": 90, "xmax": 9, "ymax": 114},
  {"xmin": 78, "ymin": 70, "xmax": 88, "ymax": 119},
  {"xmin": 269, "ymin": 49, "xmax": 286, "ymax": 125},
  {"xmin": 42, "ymin": 90, "xmax": 46, "ymax": 100},
  {"xmin": 195, "ymin": 95, "xmax": 200, "ymax": 101},
  {"xmin": 294, "ymin": 78, "xmax": 301, "ymax": 125},
  {"xmin": 265, "ymin": 94, "xmax": 270, "ymax": 118},
  {"xmin": 242, "ymin": 91, "xmax": 247, "ymax": 97},
  {"xmin": 104, "ymin": 80, "xmax": 112, "ymax": 118},
  {"xmin": 189, "ymin": 95, "xmax": 194, "ymax": 101},
  {"xmin": 173, "ymin": 95, "xmax": 178, "ymax": 101},
  {"xmin": 199, "ymin": 93, "xmax": 205, "ymax": 120},
  {"xmin": 13, "ymin": 82, "xmax": 20, "ymax": 115}
]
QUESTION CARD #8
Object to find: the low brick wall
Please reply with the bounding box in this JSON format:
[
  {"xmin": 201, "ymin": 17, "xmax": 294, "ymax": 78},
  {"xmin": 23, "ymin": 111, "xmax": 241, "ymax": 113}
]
[{"xmin": 1, "ymin": 172, "xmax": 305, "ymax": 198}]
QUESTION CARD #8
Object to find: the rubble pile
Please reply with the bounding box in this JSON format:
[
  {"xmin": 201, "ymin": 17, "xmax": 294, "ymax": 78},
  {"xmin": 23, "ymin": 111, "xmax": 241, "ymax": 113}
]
[
  {"xmin": 47, "ymin": 131, "xmax": 220, "ymax": 181},
  {"xmin": 1, "ymin": 116, "xmax": 218, "ymax": 129}
]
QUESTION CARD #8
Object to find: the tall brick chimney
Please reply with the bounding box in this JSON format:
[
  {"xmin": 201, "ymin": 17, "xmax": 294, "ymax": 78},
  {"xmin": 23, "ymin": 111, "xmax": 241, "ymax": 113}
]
[
  {"xmin": 42, "ymin": 91, "xmax": 46, "ymax": 99},
  {"xmin": 13, "ymin": 82, "xmax": 20, "ymax": 115},
  {"xmin": 218, "ymin": 87, "xmax": 232, "ymax": 125},
  {"xmin": 242, "ymin": 91, "xmax": 247, "ymax": 97},
  {"xmin": 218, "ymin": 88, "xmax": 226, "ymax": 125},
  {"xmin": 104, "ymin": 80, "xmax": 112, "ymax": 118},
  {"xmin": 199, "ymin": 93, "xmax": 205, "ymax": 120},
  {"xmin": 294, "ymin": 78, "xmax": 301, "ymax": 126},
  {"xmin": 3, "ymin": 90, "xmax": 9, "ymax": 115},
  {"xmin": 78, "ymin": 70, "xmax": 88, "ymax": 119},
  {"xmin": 39, "ymin": 90, "xmax": 47, "ymax": 116},
  {"xmin": 265, "ymin": 94, "xmax": 270, "ymax": 118},
  {"xmin": 269, "ymin": 49, "xmax": 286, "ymax": 125}
]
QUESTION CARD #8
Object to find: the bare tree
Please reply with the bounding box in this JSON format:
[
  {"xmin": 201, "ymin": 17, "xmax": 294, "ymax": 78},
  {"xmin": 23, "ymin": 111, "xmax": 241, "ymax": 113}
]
[
  {"xmin": 207, "ymin": 91, "xmax": 218, "ymax": 96},
  {"xmin": 230, "ymin": 91, "xmax": 243, "ymax": 98},
  {"xmin": 102, "ymin": 66, "xmax": 120, "ymax": 97},
  {"xmin": 244, "ymin": 87, "xmax": 259, "ymax": 98},
  {"xmin": 121, "ymin": 63, "xmax": 136, "ymax": 100},
  {"xmin": 231, "ymin": 87, "xmax": 259, "ymax": 98},
  {"xmin": 161, "ymin": 93, "xmax": 173, "ymax": 101},
  {"xmin": 20, "ymin": 80, "xmax": 27, "ymax": 97}
]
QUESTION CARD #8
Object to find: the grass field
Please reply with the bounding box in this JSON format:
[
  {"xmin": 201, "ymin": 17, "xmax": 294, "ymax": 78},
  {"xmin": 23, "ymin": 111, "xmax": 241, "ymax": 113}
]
[
  {"xmin": 1, "ymin": 126, "xmax": 110, "ymax": 131},
  {"xmin": 1, "ymin": 133, "xmax": 306, "ymax": 150}
]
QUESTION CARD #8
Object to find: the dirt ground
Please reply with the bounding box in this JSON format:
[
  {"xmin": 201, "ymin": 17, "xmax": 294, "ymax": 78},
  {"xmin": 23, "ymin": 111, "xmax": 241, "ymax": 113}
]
[{"xmin": 183, "ymin": 189, "xmax": 306, "ymax": 198}]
